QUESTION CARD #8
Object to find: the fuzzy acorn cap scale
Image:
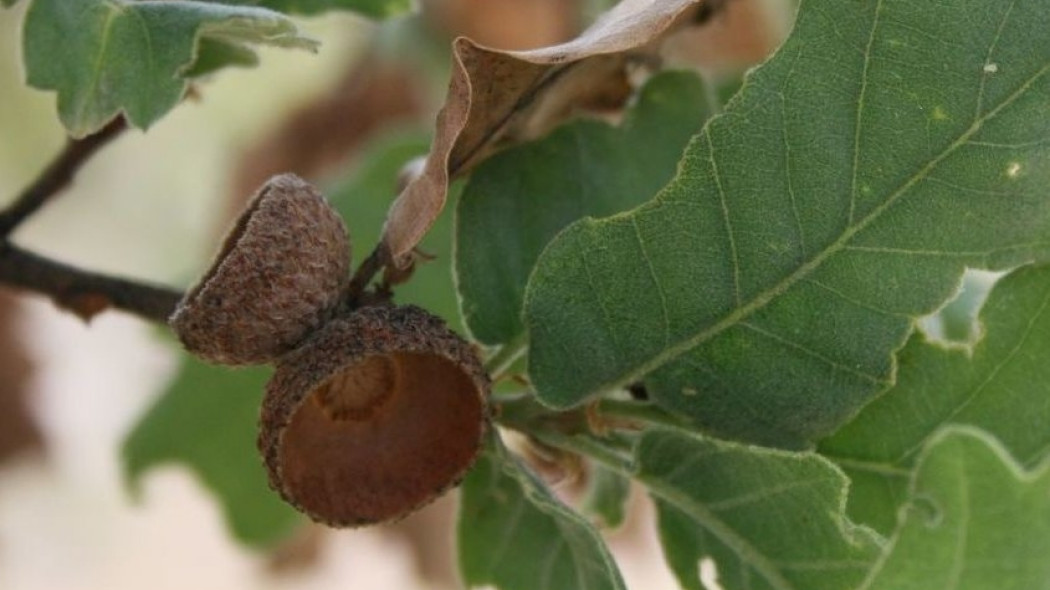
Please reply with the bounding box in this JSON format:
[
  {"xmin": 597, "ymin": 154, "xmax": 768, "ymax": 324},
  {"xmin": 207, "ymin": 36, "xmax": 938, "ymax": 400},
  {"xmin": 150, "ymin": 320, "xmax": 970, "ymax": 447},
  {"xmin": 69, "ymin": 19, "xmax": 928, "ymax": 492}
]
[
  {"xmin": 259, "ymin": 304, "xmax": 490, "ymax": 527},
  {"xmin": 169, "ymin": 174, "xmax": 350, "ymax": 365}
]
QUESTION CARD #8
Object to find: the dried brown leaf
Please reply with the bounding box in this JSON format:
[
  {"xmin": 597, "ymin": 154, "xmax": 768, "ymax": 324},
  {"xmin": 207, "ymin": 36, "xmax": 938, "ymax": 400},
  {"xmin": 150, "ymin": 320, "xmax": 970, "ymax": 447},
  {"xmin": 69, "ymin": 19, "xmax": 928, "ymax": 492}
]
[{"xmin": 380, "ymin": 0, "xmax": 701, "ymax": 264}]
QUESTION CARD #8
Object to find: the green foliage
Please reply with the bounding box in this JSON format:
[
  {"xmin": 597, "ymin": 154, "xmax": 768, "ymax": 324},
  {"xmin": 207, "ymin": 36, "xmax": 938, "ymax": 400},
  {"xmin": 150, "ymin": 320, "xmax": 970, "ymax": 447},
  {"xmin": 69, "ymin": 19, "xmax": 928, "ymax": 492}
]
[
  {"xmin": 219, "ymin": 0, "xmax": 411, "ymax": 17},
  {"xmin": 859, "ymin": 428, "xmax": 1050, "ymax": 590},
  {"xmin": 22, "ymin": 0, "xmax": 318, "ymax": 137},
  {"xmin": 821, "ymin": 263, "xmax": 1050, "ymax": 533},
  {"xmin": 457, "ymin": 435, "xmax": 626, "ymax": 590},
  {"xmin": 524, "ymin": 0, "xmax": 1050, "ymax": 448},
  {"xmin": 456, "ymin": 71, "xmax": 713, "ymax": 345},
  {"xmin": 123, "ymin": 355, "xmax": 301, "ymax": 547},
  {"xmin": 580, "ymin": 464, "xmax": 630, "ymax": 529},
  {"xmin": 636, "ymin": 429, "xmax": 881, "ymax": 590},
  {"xmin": 182, "ymin": 38, "xmax": 261, "ymax": 78}
]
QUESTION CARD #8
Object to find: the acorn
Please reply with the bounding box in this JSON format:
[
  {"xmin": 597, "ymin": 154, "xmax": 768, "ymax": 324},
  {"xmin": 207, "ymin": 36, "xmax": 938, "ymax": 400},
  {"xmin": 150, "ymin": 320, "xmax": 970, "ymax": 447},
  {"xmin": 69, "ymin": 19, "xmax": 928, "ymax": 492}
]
[
  {"xmin": 259, "ymin": 304, "xmax": 490, "ymax": 526},
  {"xmin": 169, "ymin": 174, "xmax": 350, "ymax": 365}
]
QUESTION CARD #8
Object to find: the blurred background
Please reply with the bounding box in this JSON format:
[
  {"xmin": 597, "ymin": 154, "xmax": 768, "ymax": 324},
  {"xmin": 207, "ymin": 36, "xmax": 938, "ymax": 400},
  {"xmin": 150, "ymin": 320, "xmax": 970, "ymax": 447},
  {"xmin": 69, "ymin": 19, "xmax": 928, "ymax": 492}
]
[{"xmin": 0, "ymin": 2, "xmax": 792, "ymax": 588}]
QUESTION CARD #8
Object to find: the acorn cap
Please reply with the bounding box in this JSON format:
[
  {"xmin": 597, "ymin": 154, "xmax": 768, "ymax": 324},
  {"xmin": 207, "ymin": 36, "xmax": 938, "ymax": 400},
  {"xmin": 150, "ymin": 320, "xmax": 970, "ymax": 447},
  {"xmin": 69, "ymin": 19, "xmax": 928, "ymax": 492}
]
[
  {"xmin": 259, "ymin": 304, "xmax": 490, "ymax": 527},
  {"xmin": 170, "ymin": 174, "xmax": 350, "ymax": 365}
]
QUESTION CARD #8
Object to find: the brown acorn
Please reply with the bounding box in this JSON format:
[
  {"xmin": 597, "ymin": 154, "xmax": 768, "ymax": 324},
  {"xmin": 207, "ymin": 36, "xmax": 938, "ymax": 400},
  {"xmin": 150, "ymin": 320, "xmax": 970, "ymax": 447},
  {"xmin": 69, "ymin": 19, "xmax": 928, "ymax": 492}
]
[
  {"xmin": 169, "ymin": 174, "xmax": 350, "ymax": 365},
  {"xmin": 259, "ymin": 304, "xmax": 489, "ymax": 526}
]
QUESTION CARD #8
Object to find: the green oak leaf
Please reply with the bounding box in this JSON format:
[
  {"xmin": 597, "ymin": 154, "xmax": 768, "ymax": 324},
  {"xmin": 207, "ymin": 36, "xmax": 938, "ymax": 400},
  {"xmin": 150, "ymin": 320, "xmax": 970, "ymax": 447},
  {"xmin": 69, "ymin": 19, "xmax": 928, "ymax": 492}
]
[
  {"xmin": 580, "ymin": 463, "xmax": 630, "ymax": 529},
  {"xmin": 457, "ymin": 435, "xmax": 626, "ymax": 590},
  {"xmin": 524, "ymin": 0, "xmax": 1050, "ymax": 448},
  {"xmin": 183, "ymin": 38, "xmax": 260, "ymax": 79},
  {"xmin": 858, "ymin": 427, "xmax": 1050, "ymax": 590},
  {"xmin": 635, "ymin": 429, "xmax": 881, "ymax": 590},
  {"xmin": 820, "ymin": 263, "xmax": 1050, "ymax": 533},
  {"xmin": 216, "ymin": 0, "xmax": 411, "ymax": 17},
  {"xmin": 23, "ymin": 0, "xmax": 318, "ymax": 138},
  {"xmin": 455, "ymin": 71, "xmax": 712, "ymax": 345},
  {"xmin": 123, "ymin": 355, "xmax": 301, "ymax": 547}
]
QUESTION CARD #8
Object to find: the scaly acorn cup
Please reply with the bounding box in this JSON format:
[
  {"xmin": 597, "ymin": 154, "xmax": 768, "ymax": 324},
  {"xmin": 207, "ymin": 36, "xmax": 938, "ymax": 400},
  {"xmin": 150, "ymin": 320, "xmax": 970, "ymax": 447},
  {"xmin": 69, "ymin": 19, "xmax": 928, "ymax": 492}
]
[
  {"xmin": 259, "ymin": 304, "xmax": 490, "ymax": 527},
  {"xmin": 169, "ymin": 174, "xmax": 350, "ymax": 365}
]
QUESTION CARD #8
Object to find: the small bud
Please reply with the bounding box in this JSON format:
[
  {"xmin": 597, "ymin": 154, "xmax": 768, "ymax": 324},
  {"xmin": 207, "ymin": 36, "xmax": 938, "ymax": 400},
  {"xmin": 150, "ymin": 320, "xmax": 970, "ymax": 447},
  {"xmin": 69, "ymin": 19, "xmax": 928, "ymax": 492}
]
[
  {"xmin": 170, "ymin": 174, "xmax": 350, "ymax": 365},
  {"xmin": 259, "ymin": 305, "xmax": 489, "ymax": 527}
]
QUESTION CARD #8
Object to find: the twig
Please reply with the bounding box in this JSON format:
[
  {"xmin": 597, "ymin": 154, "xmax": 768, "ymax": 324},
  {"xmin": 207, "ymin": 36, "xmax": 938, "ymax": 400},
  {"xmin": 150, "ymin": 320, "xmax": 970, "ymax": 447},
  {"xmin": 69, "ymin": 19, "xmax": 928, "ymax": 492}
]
[
  {"xmin": 345, "ymin": 242, "xmax": 390, "ymax": 306},
  {"xmin": 0, "ymin": 242, "xmax": 183, "ymax": 323},
  {"xmin": 0, "ymin": 117, "xmax": 127, "ymax": 238},
  {"xmin": 483, "ymin": 333, "xmax": 528, "ymax": 378}
]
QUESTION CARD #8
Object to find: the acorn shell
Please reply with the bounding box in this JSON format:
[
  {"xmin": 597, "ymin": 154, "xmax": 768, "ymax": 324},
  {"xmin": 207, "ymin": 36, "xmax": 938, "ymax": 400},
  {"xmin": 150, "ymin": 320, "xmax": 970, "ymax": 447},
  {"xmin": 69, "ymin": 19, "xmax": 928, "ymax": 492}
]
[
  {"xmin": 259, "ymin": 305, "xmax": 490, "ymax": 527},
  {"xmin": 169, "ymin": 174, "xmax": 350, "ymax": 365}
]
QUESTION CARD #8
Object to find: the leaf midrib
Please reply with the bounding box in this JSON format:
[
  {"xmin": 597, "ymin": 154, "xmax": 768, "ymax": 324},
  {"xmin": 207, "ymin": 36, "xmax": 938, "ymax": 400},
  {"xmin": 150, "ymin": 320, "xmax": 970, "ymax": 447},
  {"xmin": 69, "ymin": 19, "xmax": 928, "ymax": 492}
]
[
  {"xmin": 587, "ymin": 54, "xmax": 1050, "ymax": 398},
  {"xmin": 645, "ymin": 475, "xmax": 798, "ymax": 590},
  {"xmin": 77, "ymin": 1, "xmax": 121, "ymax": 127}
]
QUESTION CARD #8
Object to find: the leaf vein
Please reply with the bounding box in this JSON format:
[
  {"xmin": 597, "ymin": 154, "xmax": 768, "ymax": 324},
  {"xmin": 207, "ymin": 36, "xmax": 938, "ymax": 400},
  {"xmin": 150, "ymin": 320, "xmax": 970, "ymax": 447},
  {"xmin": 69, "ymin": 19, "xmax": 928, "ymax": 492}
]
[
  {"xmin": 896, "ymin": 276, "xmax": 1050, "ymax": 463},
  {"xmin": 740, "ymin": 321, "xmax": 890, "ymax": 386},
  {"xmin": 804, "ymin": 278, "xmax": 908, "ymax": 318},
  {"xmin": 632, "ymin": 216, "xmax": 671, "ymax": 348},
  {"xmin": 581, "ymin": 20, "xmax": 1050, "ymax": 405},
  {"xmin": 706, "ymin": 131, "xmax": 742, "ymax": 306},
  {"xmin": 849, "ymin": 0, "xmax": 883, "ymax": 225},
  {"xmin": 706, "ymin": 478, "xmax": 828, "ymax": 513}
]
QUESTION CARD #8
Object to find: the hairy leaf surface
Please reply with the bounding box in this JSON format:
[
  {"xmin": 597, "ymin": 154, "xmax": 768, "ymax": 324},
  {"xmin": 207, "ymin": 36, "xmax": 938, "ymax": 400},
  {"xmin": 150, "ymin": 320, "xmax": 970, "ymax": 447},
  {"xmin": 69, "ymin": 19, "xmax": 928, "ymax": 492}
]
[
  {"xmin": 525, "ymin": 0, "xmax": 1050, "ymax": 447},
  {"xmin": 23, "ymin": 0, "xmax": 317, "ymax": 137},
  {"xmin": 458, "ymin": 436, "xmax": 626, "ymax": 590},
  {"xmin": 820, "ymin": 263, "xmax": 1050, "ymax": 532},
  {"xmin": 456, "ymin": 71, "xmax": 711, "ymax": 345},
  {"xmin": 637, "ymin": 429, "xmax": 881, "ymax": 590},
  {"xmin": 859, "ymin": 427, "xmax": 1050, "ymax": 590}
]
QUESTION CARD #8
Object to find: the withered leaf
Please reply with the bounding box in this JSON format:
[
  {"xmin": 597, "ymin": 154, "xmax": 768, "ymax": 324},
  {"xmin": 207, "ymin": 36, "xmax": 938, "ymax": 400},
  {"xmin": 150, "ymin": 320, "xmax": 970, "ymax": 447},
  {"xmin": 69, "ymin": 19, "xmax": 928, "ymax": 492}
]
[{"xmin": 381, "ymin": 0, "xmax": 701, "ymax": 264}]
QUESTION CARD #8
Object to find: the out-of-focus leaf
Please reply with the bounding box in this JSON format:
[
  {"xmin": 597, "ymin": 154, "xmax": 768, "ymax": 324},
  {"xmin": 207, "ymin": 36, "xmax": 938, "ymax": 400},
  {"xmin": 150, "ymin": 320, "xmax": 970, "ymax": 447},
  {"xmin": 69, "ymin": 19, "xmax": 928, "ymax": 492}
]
[
  {"xmin": 24, "ymin": 0, "xmax": 318, "ymax": 137},
  {"xmin": 218, "ymin": 0, "xmax": 411, "ymax": 17},
  {"xmin": 859, "ymin": 427, "xmax": 1050, "ymax": 590},
  {"xmin": 637, "ymin": 429, "xmax": 881, "ymax": 590},
  {"xmin": 580, "ymin": 463, "xmax": 630, "ymax": 529},
  {"xmin": 123, "ymin": 355, "xmax": 301, "ymax": 547},
  {"xmin": 183, "ymin": 38, "xmax": 260, "ymax": 79},
  {"xmin": 457, "ymin": 435, "xmax": 626, "ymax": 590},
  {"xmin": 381, "ymin": 0, "xmax": 702, "ymax": 264},
  {"xmin": 524, "ymin": 0, "xmax": 1050, "ymax": 448},
  {"xmin": 455, "ymin": 71, "xmax": 711, "ymax": 345},
  {"xmin": 820, "ymin": 264, "xmax": 1050, "ymax": 533}
]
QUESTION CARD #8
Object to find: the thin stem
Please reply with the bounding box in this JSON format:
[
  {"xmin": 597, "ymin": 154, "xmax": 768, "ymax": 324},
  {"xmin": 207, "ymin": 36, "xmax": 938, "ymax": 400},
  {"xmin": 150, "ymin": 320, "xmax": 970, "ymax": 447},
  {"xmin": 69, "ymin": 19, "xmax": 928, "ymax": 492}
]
[
  {"xmin": 596, "ymin": 399, "xmax": 691, "ymax": 430},
  {"xmin": 0, "ymin": 117, "xmax": 127, "ymax": 238},
  {"xmin": 531, "ymin": 429, "xmax": 634, "ymax": 476},
  {"xmin": 483, "ymin": 333, "xmax": 528, "ymax": 378},
  {"xmin": 345, "ymin": 242, "xmax": 389, "ymax": 307},
  {"xmin": 0, "ymin": 242, "xmax": 183, "ymax": 323}
]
